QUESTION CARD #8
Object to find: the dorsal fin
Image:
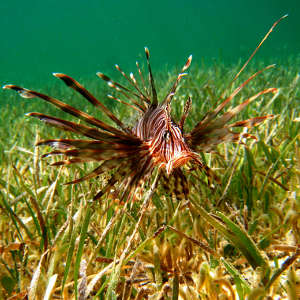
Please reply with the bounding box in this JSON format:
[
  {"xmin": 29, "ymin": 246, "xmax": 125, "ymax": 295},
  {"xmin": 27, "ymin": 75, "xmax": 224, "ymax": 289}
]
[{"xmin": 144, "ymin": 47, "xmax": 158, "ymax": 106}]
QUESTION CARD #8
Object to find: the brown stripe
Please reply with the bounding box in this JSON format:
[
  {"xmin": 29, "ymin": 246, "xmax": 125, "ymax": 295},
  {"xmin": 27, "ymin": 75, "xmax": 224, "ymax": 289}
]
[{"xmin": 54, "ymin": 73, "xmax": 131, "ymax": 134}]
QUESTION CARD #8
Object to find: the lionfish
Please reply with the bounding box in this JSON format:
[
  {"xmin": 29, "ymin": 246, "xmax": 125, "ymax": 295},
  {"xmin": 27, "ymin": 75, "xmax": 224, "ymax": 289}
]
[{"xmin": 3, "ymin": 16, "xmax": 286, "ymax": 202}]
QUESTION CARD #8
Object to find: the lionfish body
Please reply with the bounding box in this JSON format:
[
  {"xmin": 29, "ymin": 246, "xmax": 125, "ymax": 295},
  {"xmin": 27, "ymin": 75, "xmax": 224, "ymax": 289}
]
[{"xmin": 4, "ymin": 34, "xmax": 280, "ymax": 201}]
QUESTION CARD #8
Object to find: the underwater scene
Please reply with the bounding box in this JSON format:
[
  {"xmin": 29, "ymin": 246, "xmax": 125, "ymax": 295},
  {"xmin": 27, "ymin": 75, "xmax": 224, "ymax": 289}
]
[{"xmin": 0, "ymin": 0, "xmax": 299, "ymax": 299}]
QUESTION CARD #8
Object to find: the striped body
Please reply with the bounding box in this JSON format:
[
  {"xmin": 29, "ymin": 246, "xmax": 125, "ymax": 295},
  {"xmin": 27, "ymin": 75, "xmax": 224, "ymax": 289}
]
[{"xmin": 133, "ymin": 106, "xmax": 193, "ymax": 175}]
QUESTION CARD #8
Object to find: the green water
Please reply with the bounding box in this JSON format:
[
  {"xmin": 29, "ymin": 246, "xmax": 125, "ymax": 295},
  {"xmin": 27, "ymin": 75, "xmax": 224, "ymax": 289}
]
[{"xmin": 1, "ymin": 0, "xmax": 299, "ymax": 85}]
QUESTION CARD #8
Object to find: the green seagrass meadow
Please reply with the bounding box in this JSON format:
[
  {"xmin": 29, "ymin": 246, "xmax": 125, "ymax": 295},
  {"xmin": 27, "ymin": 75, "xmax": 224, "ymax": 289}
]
[{"xmin": 0, "ymin": 58, "xmax": 299, "ymax": 299}]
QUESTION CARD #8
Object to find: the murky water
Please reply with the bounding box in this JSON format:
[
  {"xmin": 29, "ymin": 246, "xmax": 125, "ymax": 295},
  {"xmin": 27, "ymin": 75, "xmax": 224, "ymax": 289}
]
[{"xmin": 1, "ymin": 0, "xmax": 299, "ymax": 85}]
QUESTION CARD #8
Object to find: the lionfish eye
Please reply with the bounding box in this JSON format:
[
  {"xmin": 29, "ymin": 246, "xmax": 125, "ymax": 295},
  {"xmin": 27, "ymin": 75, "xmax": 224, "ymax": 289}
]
[{"xmin": 163, "ymin": 131, "xmax": 170, "ymax": 141}]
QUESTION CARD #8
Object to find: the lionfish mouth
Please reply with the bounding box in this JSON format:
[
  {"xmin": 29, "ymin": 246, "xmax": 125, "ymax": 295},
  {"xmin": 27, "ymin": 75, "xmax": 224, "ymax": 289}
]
[{"xmin": 4, "ymin": 22, "xmax": 282, "ymax": 201}]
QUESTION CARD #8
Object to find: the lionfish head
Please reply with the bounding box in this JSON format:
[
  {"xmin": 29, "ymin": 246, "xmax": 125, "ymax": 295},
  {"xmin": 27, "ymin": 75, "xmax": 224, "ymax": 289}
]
[{"xmin": 133, "ymin": 104, "xmax": 195, "ymax": 175}]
